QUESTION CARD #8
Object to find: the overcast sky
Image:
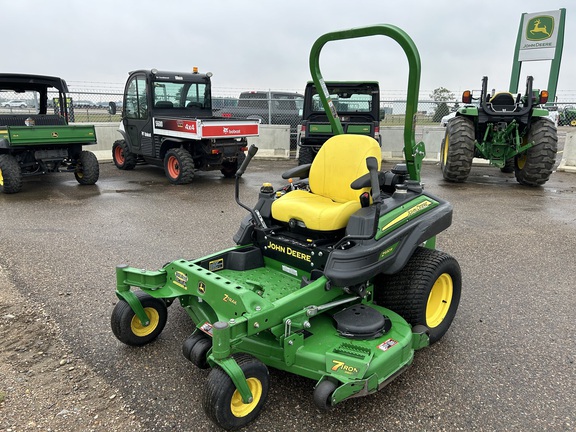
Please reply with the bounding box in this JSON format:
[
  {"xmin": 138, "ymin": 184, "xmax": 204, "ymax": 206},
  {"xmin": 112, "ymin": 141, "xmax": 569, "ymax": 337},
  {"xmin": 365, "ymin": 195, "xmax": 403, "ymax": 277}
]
[{"xmin": 3, "ymin": 1, "xmax": 574, "ymax": 99}]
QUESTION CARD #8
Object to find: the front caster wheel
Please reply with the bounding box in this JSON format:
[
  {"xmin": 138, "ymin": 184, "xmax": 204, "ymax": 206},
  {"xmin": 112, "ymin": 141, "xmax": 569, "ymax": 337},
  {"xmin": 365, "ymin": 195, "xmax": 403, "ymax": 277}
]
[
  {"xmin": 313, "ymin": 378, "xmax": 338, "ymax": 411},
  {"xmin": 111, "ymin": 291, "xmax": 168, "ymax": 346},
  {"xmin": 182, "ymin": 332, "xmax": 212, "ymax": 369},
  {"xmin": 203, "ymin": 354, "xmax": 269, "ymax": 431}
]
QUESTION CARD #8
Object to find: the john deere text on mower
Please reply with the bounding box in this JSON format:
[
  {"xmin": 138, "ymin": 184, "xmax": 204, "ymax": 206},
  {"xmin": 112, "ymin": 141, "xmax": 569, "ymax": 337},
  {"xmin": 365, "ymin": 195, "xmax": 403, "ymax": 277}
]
[
  {"xmin": 111, "ymin": 25, "xmax": 461, "ymax": 431},
  {"xmin": 441, "ymin": 76, "xmax": 557, "ymax": 186}
]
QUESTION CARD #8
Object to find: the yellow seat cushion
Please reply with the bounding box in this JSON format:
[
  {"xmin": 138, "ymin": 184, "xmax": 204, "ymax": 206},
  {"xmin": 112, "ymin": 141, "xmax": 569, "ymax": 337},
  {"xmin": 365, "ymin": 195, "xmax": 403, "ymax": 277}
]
[{"xmin": 271, "ymin": 134, "xmax": 381, "ymax": 231}]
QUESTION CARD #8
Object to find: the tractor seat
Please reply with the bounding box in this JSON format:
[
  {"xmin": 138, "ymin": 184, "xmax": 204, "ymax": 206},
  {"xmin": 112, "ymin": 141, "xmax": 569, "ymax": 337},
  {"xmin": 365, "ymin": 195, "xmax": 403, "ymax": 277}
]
[
  {"xmin": 489, "ymin": 92, "xmax": 517, "ymax": 112},
  {"xmin": 271, "ymin": 134, "xmax": 381, "ymax": 231}
]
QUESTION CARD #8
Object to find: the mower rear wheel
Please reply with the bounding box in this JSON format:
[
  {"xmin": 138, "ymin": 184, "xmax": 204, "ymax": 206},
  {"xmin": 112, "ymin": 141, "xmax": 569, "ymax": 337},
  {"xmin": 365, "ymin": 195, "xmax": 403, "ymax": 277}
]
[
  {"xmin": 112, "ymin": 140, "xmax": 137, "ymax": 170},
  {"xmin": 111, "ymin": 291, "xmax": 168, "ymax": 346},
  {"xmin": 0, "ymin": 154, "xmax": 22, "ymax": 194},
  {"xmin": 514, "ymin": 118, "xmax": 557, "ymax": 186},
  {"xmin": 182, "ymin": 332, "xmax": 212, "ymax": 369},
  {"xmin": 164, "ymin": 148, "xmax": 194, "ymax": 184},
  {"xmin": 74, "ymin": 151, "xmax": 100, "ymax": 185},
  {"xmin": 374, "ymin": 247, "xmax": 461, "ymax": 344},
  {"xmin": 203, "ymin": 353, "xmax": 269, "ymax": 431},
  {"xmin": 441, "ymin": 116, "xmax": 475, "ymax": 182},
  {"xmin": 313, "ymin": 378, "xmax": 338, "ymax": 411}
]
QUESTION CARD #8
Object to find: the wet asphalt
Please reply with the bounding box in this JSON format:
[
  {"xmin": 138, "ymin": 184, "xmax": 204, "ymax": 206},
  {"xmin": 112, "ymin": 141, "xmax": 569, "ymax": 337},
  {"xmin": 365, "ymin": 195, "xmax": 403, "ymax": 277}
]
[{"xmin": 0, "ymin": 155, "xmax": 574, "ymax": 432}]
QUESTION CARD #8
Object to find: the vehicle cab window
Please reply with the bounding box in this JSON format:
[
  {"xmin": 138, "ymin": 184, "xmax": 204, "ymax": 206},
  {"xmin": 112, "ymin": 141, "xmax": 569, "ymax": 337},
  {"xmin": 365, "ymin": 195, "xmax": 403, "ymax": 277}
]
[{"xmin": 125, "ymin": 76, "xmax": 148, "ymax": 119}]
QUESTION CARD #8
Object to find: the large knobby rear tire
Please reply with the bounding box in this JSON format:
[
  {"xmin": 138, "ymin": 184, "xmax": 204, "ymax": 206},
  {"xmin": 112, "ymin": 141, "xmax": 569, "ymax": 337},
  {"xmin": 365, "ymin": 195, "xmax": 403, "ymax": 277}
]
[
  {"xmin": 203, "ymin": 354, "xmax": 269, "ymax": 431},
  {"xmin": 441, "ymin": 116, "xmax": 475, "ymax": 183},
  {"xmin": 111, "ymin": 291, "xmax": 168, "ymax": 346},
  {"xmin": 74, "ymin": 151, "xmax": 99, "ymax": 185},
  {"xmin": 112, "ymin": 140, "xmax": 137, "ymax": 170},
  {"xmin": 0, "ymin": 154, "xmax": 23, "ymax": 194},
  {"xmin": 164, "ymin": 148, "xmax": 194, "ymax": 184},
  {"xmin": 514, "ymin": 118, "xmax": 557, "ymax": 186},
  {"xmin": 374, "ymin": 247, "xmax": 462, "ymax": 344}
]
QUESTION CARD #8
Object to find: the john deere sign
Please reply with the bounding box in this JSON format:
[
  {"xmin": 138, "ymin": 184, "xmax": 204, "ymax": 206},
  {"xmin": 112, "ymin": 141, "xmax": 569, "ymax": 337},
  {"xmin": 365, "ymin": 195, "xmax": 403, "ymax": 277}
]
[
  {"xmin": 519, "ymin": 10, "xmax": 561, "ymax": 61},
  {"xmin": 509, "ymin": 8, "xmax": 566, "ymax": 104}
]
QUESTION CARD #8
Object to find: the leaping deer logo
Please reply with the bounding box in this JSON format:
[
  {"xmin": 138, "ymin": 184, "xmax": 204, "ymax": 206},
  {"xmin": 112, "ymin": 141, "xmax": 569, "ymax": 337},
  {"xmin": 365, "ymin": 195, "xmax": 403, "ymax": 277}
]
[{"xmin": 530, "ymin": 19, "xmax": 550, "ymax": 37}]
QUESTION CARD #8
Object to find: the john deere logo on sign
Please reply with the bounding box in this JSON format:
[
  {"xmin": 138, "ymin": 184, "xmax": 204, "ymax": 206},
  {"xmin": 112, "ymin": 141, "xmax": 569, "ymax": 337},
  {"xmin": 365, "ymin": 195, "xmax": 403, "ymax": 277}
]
[{"xmin": 527, "ymin": 16, "xmax": 554, "ymax": 41}]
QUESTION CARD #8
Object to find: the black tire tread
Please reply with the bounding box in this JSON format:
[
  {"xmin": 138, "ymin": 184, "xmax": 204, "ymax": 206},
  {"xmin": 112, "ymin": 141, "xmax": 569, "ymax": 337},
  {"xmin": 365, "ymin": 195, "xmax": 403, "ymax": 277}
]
[
  {"xmin": 0, "ymin": 154, "xmax": 22, "ymax": 194},
  {"xmin": 112, "ymin": 140, "xmax": 137, "ymax": 170},
  {"xmin": 374, "ymin": 247, "xmax": 461, "ymax": 344},
  {"xmin": 165, "ymin": 148, "xmax": 194, "ymax": 184},
  {"xmin": 514, "ymin": 118, "xmax": 558, "ymax": 186},
  {"xmin": 75, "ymin": 151, "xmax": 100, "ymax": 185},
  {"xmin": 441, "ymin": 116, "xmax": 475, "ymax": 182}
]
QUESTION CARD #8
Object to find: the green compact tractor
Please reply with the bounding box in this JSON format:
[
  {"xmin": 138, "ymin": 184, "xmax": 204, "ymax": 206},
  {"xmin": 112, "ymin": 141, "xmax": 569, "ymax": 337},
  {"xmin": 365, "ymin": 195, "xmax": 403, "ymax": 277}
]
[
  {"xmin": 441, "ymin": 76, "xmax": 557, "ymax": 186},
  {"xmin": 111, "ymin": 25, "xmax": 461, "ymax": 430}
]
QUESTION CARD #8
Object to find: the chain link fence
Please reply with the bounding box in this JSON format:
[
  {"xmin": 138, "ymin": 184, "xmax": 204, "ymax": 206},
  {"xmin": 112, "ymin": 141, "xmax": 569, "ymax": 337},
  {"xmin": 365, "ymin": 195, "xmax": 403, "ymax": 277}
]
[{"xmin": 2, "ymin": 84, "xmax": 575, "ymax": 140}]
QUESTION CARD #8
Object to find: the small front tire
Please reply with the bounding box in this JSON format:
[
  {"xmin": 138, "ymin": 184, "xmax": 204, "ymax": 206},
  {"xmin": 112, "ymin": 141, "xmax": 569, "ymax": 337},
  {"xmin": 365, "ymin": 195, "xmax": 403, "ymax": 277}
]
[
  {"xmin": 203, "ymin": 354, "xmax": 269, "ymax": 431},
  {"xmin": 313, "ymin": 379, "xmax": 338, "ymax": 411},
  {"xmin": 441, "ymin": 117, "xmax": 475, "ymax": 182},
  {"xmin": 111, "ymin": 291, "xmax": 168, "ymax": 346}
]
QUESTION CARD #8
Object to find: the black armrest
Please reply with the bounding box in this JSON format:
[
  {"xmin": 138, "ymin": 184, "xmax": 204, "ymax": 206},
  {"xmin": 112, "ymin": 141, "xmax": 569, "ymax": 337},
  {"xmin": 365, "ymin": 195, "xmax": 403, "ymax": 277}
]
[{"xmin": 281, "ymin": 163, "xmax": 311, "ymax": 179}]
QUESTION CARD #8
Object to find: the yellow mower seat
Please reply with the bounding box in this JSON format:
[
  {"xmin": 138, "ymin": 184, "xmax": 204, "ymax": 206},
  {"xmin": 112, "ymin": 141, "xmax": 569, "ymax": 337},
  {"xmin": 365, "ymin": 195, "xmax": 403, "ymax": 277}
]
[{"xmin": 271, "ymin": 134, "xmax": 381, "ymax": 231}]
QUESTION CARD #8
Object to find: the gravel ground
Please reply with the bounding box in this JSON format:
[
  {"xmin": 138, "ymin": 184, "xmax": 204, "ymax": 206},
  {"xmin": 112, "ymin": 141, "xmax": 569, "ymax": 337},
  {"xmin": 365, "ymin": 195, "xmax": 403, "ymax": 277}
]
[{"xmin": 0, "ymin": 267, "xmax": 143, "ymax": 431}]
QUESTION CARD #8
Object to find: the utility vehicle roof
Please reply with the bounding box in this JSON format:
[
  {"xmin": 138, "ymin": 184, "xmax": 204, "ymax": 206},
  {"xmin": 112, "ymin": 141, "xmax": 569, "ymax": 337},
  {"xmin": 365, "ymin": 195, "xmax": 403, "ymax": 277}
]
[
  {"xmin": 305, "ymin": 81, "xmax": 379, "ymax": 87},
  {"xmin": 130, "ymin": 69, "xmax": 211, "ymax": 82},
  {"xmin": 0, "ymin": 73, "xmax": 68, "ymax": 93}
]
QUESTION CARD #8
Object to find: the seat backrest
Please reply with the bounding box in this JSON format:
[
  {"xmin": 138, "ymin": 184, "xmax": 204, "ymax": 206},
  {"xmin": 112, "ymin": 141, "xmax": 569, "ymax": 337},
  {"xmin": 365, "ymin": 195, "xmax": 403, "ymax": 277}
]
[
  {"xmin": 155, "ymin": 101, "xmax": 173, "ymax": 109},
  {"xmin": 489, "ymin": 92, "xmax": 517, "ymax": 112},
  {"xmin": 309, "ymin": 134, "xmax": 381, "ymax": 203}
]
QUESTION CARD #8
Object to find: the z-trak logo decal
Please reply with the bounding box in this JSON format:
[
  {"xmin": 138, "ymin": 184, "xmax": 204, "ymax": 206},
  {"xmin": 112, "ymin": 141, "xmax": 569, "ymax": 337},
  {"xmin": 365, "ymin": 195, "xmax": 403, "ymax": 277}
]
[{"xmin": 381, "ymin": 200, "xmax": 434, "ymax": 233}]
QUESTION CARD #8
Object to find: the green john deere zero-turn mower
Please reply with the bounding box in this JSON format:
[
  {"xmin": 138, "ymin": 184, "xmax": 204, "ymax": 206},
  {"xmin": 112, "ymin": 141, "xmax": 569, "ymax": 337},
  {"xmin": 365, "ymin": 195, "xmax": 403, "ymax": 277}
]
[
  {"xmin": 441, "ymin": 76, "xmax": 558, "ymax": 186},
  {"xmin": 111, "ymin": 25, "xmax": 462, "ymax": 431}
]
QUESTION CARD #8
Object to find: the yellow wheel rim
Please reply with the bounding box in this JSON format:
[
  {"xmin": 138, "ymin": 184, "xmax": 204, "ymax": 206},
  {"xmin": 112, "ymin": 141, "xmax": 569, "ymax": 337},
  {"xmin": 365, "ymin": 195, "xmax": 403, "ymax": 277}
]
[
  {"xmin": 517, "ymin": 153, "xmax": 527, "ymax": 170},
  {"xmin": 230, "ymin": 378, "xmax": 263, "ymax": 418},
  {"xmin": 0, "ymin": 168, "xmax": 4, "ymax": 186},
  {"xmin": 571, "ymin": 119, "xmax": 576, "ymax": 127},
  {"xmin": 426, "ymin": 273, "xmax": 453, "ymax": 328},
  {"xmin": 442, "ymin": 136, "xmax": 449, "ymax": 165},
  {"xmin": 130, "ymin": 307, "xmax": 160, "ymax": 337}
]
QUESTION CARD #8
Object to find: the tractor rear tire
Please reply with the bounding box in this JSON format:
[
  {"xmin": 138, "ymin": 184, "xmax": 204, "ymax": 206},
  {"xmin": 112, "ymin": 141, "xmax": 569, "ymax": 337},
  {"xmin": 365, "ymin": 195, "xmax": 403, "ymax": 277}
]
[
  {"xmin": 514, "ymin": 118, "xmax": 557, "ymax": 186},
  {"xmin": 0, "ymin": 154, "xmax": 22, "ymax": 194},
  {"xmin": 164, "ymin": 148, "xmax": 194, "ymax": 184},
  {"xmin": 373, "ymin": 247, "xmax": 462, "ymax": 344},
  {"xmin": 441, "ymin": 117, "xmax": 475, "ymax": 182},
  {"xmin": 74, "ymin": 151, "xmax": 100, "ymax": 185},
  {"xmin": 112, "ymin": 140, "xmax": 137, "ymax": 170}
]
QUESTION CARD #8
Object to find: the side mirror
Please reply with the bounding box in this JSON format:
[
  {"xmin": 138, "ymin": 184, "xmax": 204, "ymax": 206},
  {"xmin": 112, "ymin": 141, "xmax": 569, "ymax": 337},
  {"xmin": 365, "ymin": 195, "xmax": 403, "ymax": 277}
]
[{"xmin": 108, "ymin": 102, "xmax": 117, "ymax": 115}]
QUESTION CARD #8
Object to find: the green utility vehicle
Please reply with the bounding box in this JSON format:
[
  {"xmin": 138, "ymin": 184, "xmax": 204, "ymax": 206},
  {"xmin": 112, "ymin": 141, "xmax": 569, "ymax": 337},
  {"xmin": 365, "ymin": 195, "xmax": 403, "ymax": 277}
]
[
  {"xmin": 0, "ymin": 74, "xmax": 99, "ymax": 194},
  {"xmin": 112, "ymin": 69, "xmax": 260, "ymax": 184},
  {"xmin": 111, "ymin": 25, "xmax": 461, "ymax": 430},
  {"xmin": 441, "ymin": 76, "xmax": 557, "ymax": 186},
  {"xmin": 297, "ymin": 81, "xmax": 382, "ymax": 165}
]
